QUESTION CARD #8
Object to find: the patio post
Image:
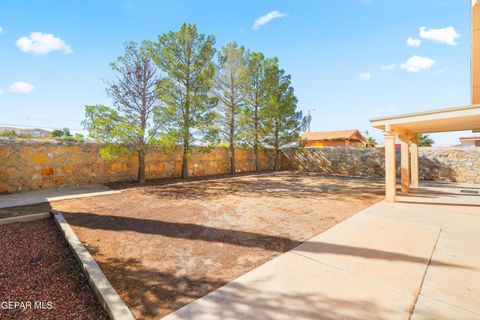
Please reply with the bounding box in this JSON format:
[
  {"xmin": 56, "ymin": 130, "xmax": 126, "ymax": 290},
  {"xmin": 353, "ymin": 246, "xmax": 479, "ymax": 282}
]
[
  {"xmin": 400, "ymin": 135, "xmax": 411, "ymax": 193},
  {"xmin": 410, "ymin": 138, "xmax": 419, "ymax": 188},
  {"xmin": 383, "ymin": 129, "xmax": 397, "ymax": 202}
]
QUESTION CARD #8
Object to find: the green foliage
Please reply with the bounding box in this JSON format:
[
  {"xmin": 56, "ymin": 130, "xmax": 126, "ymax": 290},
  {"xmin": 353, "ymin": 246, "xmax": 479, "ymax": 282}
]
[
  {"xmin": 82, "ymin": 23, "xmax": 307, "ymax": 177},
  {"xmin": 83, "ymin": 104, "xmax": 152, "ymax": 157},
  {"xmin": 239, "ymin": 53, "xmax": 277, "ymax": 169},
  {"xmin": 83, "ymin": 41, "xmax": 168, "ymax": 183},
  {"xmin": 51, "ymin": 128, "xmax": 72, "ymax": 138},
  {"xmin": 51, "ymin": 129, "xmax": 63, "ymax": 137},
  {"xmin": 150, "ymin": 23, "xmax": 217, "ymax": 178},
  {"xmin": 418, "ymin": 134, "xmax": 434, "ymax": 147},
  {"xmin": 212, "ymin": 42, "xmax": 249, "ymax": 172},
  {"xmin": 74, "ymin": 133, "xmax": 85, "ymax": 141},
  {"xmin": 0, "ymin": 130, "xmax": 17, "ymax": 137},
  {"xmin": 62, "ymin": 128, "xmax": 72, "ymax": 137},
  {"xmin": 262, "ymin": 60, "xmax": 306, "ymax": 169}
]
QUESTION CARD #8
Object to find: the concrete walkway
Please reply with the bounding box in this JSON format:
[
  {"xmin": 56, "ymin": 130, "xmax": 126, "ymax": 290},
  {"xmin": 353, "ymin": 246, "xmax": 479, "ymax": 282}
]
[
  {"xmin": 0, "ymin": 185, "xmax": 120, "ymax": 209},
  {"xmin": 164, "ymin": 182, "xmax": 480, "ymax": 320}
]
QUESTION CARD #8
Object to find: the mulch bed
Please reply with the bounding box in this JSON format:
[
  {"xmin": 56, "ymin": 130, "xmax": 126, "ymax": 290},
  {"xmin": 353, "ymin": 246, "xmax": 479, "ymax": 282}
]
[{"xmin": 0, "ymin": 218, "xmax": 108, "ymax": 320}]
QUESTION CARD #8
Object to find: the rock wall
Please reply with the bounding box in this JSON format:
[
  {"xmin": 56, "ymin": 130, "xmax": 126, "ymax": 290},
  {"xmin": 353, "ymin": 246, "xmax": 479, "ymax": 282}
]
[
  {"xmin": 0, "ymin": 139, "xmax": 275, "ymax": 193},
  {"xmin": 285, "ymin": 147, "xmax": 480, "ymax": 184},
  {"xmin": 2, "ymin": 140, "xmax": 478, "ymax": 193}
]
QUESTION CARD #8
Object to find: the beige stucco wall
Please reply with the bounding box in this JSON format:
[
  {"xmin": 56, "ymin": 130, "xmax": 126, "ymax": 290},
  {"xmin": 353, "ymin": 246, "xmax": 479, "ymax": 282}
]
[{"xmin": 0, "ymin": 139, "xmax": 276, "ymax": 193}]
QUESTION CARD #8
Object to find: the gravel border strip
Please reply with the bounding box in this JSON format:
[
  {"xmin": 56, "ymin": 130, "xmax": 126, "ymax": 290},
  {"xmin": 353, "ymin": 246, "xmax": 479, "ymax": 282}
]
[
  {"xmin": 53, "ymin": 212, "xmax": 135, "ymax": 320},
  {"xmin": 0, "ymin": 212, "xmax": 50, "ymax": 225}
]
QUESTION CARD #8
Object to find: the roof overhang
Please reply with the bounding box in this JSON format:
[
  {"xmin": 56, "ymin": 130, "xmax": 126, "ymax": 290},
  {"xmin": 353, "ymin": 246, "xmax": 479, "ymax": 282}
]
[{"xmin": 370, "ymin": 104, "xmax": 480, "ymax": 134}]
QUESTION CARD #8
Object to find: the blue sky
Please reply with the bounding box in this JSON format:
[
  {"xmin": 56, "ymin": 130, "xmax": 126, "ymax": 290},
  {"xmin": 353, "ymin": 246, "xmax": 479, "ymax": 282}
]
[{"xmin": 0, "ymin": 0, "xmax": 472, "ymax": 145}]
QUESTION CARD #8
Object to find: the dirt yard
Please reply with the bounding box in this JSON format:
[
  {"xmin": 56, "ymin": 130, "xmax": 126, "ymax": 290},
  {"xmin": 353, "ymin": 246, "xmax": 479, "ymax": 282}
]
[{"xmin": 48, "ymin": 172, "xmax": 384, "ymax": 319}]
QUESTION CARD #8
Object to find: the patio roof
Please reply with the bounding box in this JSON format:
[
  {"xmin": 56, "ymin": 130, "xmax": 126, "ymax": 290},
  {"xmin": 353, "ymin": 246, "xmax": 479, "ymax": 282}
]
[
  {"xmin": 369, "ymin": 104, "xmax": 480, "ymax": 203},
  {"xmin": 370, "ymin": 104, "xmax": 480, "ymax": 134}
]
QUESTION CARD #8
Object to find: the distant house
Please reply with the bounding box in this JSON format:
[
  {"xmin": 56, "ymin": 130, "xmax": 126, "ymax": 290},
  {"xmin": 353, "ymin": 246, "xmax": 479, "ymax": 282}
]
[
  {"xmin": 457, "ymin": 136, "xmax": 480, "ymax": 148},
  {"xmin": 301, "ymin": 130, "xmax": 375, "ymax": 148},
  {"xmin": 0, "ymin": 126, "xmax": 51, "ymax": 138}
]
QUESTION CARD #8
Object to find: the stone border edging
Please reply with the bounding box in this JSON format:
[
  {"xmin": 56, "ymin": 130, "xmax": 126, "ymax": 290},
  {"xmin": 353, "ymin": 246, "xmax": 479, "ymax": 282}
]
[
  {"xmin": 0, "ymin": 212, "xmax": 50, "ymax": 225},
  {"xmin": 53, "ymin": 212, "xmax": 135, "ymax": 320}
]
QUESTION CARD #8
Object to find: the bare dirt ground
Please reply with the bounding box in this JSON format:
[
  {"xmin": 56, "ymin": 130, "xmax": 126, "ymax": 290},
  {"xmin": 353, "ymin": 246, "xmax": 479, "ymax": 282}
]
[
  {"xmin": 0, "ymin": 219, "xmax": 108, "ymax": 320},
  {"xmin": 45, "ymin": 172, "xmax": 383, "ymax": 319}
]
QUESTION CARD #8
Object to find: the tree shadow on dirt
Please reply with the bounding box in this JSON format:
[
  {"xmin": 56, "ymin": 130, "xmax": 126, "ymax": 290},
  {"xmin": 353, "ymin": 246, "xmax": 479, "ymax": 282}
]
[
  {"xmin": 59, "ymin": 211, "xmax": 469, "ymax": 269},
  {"xmin": 136, "ymin": 173, "xmax": 385, "ymax": 202},
  {"xmin": 88, "ymin": 254, "xmax": 228, "ymax": 319}
]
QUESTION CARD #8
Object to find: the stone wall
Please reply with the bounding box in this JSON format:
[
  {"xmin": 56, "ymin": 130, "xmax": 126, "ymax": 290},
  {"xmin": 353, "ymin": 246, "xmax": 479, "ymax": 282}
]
[
  {"xmin": 2, "ymin": 139, "xmax": 478, "ymax": 193},
  {"xmin": 0, "ymin": 139, "xmax": 275, "ymax": 193},
  {"xmin": 285, "ymin": 147, "xmax": 480, "ymax": 184}
]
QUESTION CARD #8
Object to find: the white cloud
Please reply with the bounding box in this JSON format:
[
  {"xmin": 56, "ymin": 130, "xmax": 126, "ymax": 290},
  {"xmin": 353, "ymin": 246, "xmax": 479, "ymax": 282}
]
[
  {"xmin": 253, "ymin": 11, "xmax": 286, "ymax": 30},
  {"xmin": 407, "ymin": 37, "xmax": 421, "ymax": 47},
  {"xmin": 9, "ymin": 81, "xmax": 35, "ymax": 93},
  {"xmin": 0, "ymin": 26, "xmax": 3, "ymax": 34},
  {"xmin": 419, "ymin": 26, "xmax": 460, "ymax": 46},
  {"xmin": 16, "ymin": 32, "xmax": 73, "ymax": 55},
  {"xmin": 0, "ymin": 89, "xmax": 3, "ymax": 95},
  {"xmin": 401, "ymin": 55, "xmax": 435, "ymax": 72},
  {"xmin": 380, "ymin": 64, "xmax": 396, "ymax": 71},
  {"xmin": 359, "ymin": 72, "xmax": 372, "ymax": 80}
]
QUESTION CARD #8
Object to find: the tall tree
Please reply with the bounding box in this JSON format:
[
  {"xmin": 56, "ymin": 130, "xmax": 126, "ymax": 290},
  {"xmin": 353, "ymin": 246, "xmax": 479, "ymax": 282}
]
[
  {"xmin": 240, "ymin": 52, "xmax": 273, "ymax": 171},
  {"xmin": 83, "ymin": 41, "xmax": 163, "ymax": 183},
  {"xmin": 263, "ymin": 60, "xmax": 306, "ymax": 170},
  {"xmin": 213, "ymin": 42, "xmax": 249, "ymax": 174},
  {"xmin": 418, "ymin": 134, "xmax": 434, "ymax": 147},
  {"xmin": 150, "ymin": 23, "xmax": 217, "ymax": 179}
]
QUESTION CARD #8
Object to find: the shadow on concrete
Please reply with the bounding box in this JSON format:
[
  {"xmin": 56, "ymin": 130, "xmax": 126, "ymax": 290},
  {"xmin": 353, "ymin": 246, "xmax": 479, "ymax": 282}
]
[{"xmin": 93, "ymin": 254, "xmax": 393, "ymax": 320}]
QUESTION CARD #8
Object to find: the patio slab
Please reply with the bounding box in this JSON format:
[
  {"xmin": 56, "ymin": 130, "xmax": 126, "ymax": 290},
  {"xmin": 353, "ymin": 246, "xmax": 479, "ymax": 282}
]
[
  {"xmin": 165, "ymin": 181, "xmax": 480, "ymax": 320},
  {"xmin": 0, "ymin": 185, "xmax": 120, "ymax": 209},
  {"xmin": 292, "ymin": 213, "xmax": 440, "ymax": 295},
  {"xmin": 165, "ymin": 252, "xmax": 414, "ymax": 320}
]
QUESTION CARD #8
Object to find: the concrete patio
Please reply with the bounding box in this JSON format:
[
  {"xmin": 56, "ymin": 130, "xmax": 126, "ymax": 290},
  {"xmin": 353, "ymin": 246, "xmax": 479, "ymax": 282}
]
[{"xmin": 164, "ymin": 181, "xmax": 480, "ymax": 320}]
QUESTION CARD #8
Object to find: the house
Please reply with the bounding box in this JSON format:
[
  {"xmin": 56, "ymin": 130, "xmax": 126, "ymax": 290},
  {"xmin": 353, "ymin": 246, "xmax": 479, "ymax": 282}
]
[
  {"xmin": 301, "ymin": 130, "xmax": 375, "ymax": 148},
  {"xmin": 0, "ymin": 126, "xmax": 51, "ymax": 138},
  {"xmin": 457, "ymin": 136, "xmax": 480, "ymax": 147}
]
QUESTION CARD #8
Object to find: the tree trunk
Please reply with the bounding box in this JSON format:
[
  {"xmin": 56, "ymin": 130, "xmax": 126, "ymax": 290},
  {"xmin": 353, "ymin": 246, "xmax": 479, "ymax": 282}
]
[
  {"xmin": 274, "ymin": 148, "xmax": 281, "ymax": 171},
  {"xmin": 229, "ymin": 95, "xmax": 235, "ymax": 174},
  {"xmin": 274, "ymin": 121, "xmax": 280, "ymax": 171},
  {"xmin": 229, "ymin": 120, "xmax": 235, "ymax": 174},
  {"xmin": 181, "ymin": 143, "xmax": 189, "ymax": 179},
  {"xmin": 253, "ymin": 104, "xmax": 259, "ymax": 171},
  {"xmin": 229, "ymin": 143, "xmax": 235, "ymax": 174},
  {"xmin": 254, "ymin": 143, "xmax": 259, "ymax": 172},
  {"xmin": 137, "ymin": 151, "xmax": 146, "ymax": 184}
]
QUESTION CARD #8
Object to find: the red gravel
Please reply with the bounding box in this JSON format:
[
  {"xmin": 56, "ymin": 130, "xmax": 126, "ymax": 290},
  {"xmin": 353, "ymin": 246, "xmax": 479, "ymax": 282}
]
[{"xmin": 0, "ymin": 218, "xmax": 108, "ymax": 320}]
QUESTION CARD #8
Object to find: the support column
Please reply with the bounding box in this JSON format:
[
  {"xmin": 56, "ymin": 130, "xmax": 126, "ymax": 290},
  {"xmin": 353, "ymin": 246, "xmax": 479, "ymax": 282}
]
[
  {"xmin": 410, "ymin": 138, "xmax": 419, "ymax": 188},
  {"xmin": 400, "ymin": 136, "xmax": 411, "ymax": 193},
  {"xmin": 383, "ymin": 130, "xmax": 397, "ymax": 202}
]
